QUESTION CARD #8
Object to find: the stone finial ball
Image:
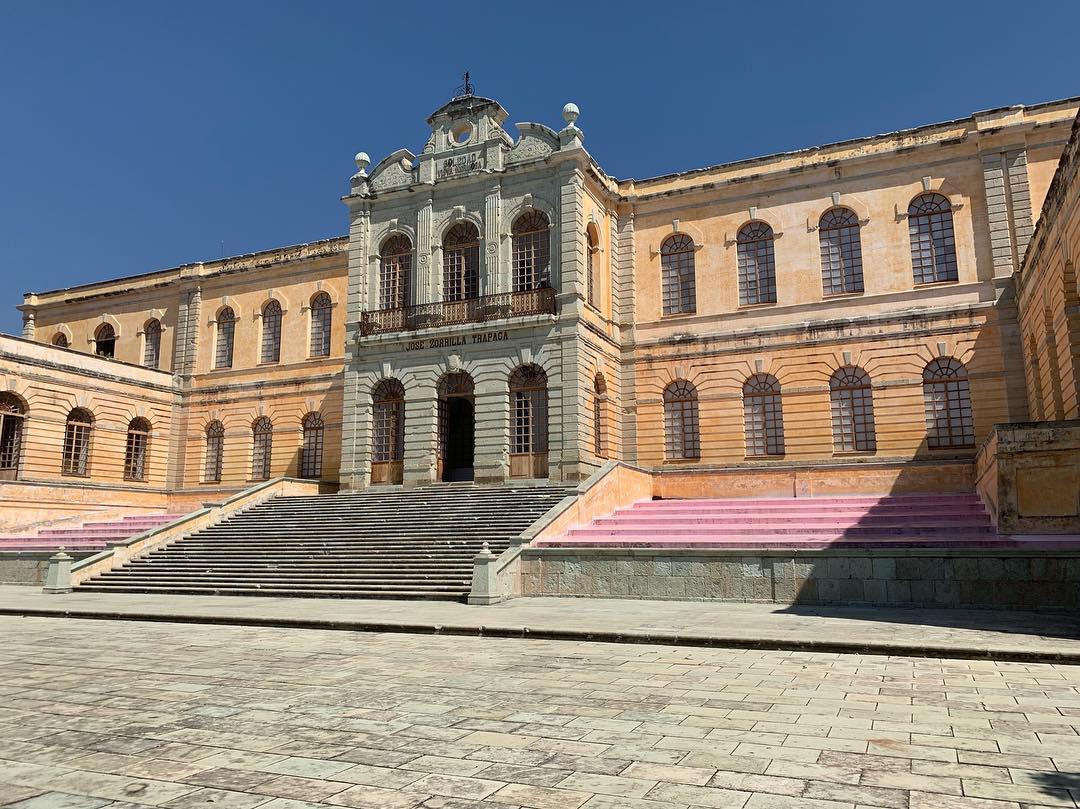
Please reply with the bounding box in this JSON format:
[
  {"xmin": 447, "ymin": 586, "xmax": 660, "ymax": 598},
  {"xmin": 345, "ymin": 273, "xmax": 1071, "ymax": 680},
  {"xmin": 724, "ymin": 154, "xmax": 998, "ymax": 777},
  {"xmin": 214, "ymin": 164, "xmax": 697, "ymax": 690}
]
[
  {"xmin": 354, "ymin": 151, "xmax": 370, "ymax": 170},
  {"xmin": 562, "ymin": 102, "xmax": 580, "ymax": 126}
]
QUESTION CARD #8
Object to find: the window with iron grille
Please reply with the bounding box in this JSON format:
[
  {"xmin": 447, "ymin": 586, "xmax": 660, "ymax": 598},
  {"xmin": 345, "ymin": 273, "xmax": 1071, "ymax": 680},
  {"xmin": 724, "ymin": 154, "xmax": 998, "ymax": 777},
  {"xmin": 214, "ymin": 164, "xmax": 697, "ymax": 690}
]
[
  {"xmin": 593, "ymin": 373, "xmax": 607, "ymax": 458},
  {"xmin": 62, "ymin": 408, "xmax": 93, "ymax": 476},
  {"xmin": 586, "ymin": 228, "xmax": 599, "ymax": 309},
  {"xmin": 379, "ymin": 235, "xmax": 413, "ymax": 310},
  {"xmin": 511, "ymin": 211, "xmax": 550, "ymax": 292},
  {"xmin": 663, "ymin": 380, "xmax": 700, "ymax": 460},
  {"xmin": 261, "ymin": 300, "xmax": 282, "ymax": 364},
  {"xmin": 509, "ymin": 365, "xmax": 548, "ymax": 454},
  {"xmin": 443, "ymin": 222, "xmax": 481, "ymax": 301},
  {"xmin": 372, "ymin": 379, "xmax": 406, "ymax": 462},
  {"xmin": 743, "ymin": 374, "xmax": 784, "ymax": 456},
  {"xmin": 300, "ymin": 412, "xmax": 325, "ymax": 478},
  {"xmin": 830, "ymin": 367, "xmax": 876, "ymax": 452},
  {"xmin": 215, "ymin": 307, "xmax": 235, "ymax": 369},
  {"xmin": 819, "ymin": 208, "xmax": 864, "ymax": 296},
  {"xmin": 0, "ymin": 393, "xmax": 26, "ymax": 474},
  {"xmin": 737, "ymin": 222, "xmax": 777, "ymax": 306},
  {"xmin": 908, "ymin": 193, "xmax": 958, "ymax": 285},
  {"xmin": 124, "ymin": 418, "xmax": 151, "ymax": 481},
  {"xmin": 142, "ymin": 319, "xmax": 161, "ymax": 368},
  {"xmin": 204, "ymin": 421, "xmax": 224, "ymax": 482},
  {"xmin": 923, "ymin": 358, "xmax": 974, "ymax": 448},
  {"xmin": 52, "ymin": 333, "xmax": 69, "ymax": 348},
  {"xmin": 94, "ymin": 323, "xmax": 116, "ymax": 358},
  {"xmin": 309, "ymin": 293, "xmax": 333, "ymax": 358},
  {"xmin": 661, "ymin": 234, "xmax": 696, "ymax": 315},
  {"xmin": 251, "ymin": 416, "xmax": 273, "ymax": 481}
]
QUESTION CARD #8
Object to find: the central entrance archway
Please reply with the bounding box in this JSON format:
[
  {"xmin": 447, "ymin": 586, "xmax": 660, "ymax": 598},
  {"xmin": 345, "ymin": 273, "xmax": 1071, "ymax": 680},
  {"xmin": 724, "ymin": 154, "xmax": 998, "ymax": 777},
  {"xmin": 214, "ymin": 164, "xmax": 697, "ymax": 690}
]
[{"xmin": 437, "ymin": 371, "xmax": 475, "ymax": 482}]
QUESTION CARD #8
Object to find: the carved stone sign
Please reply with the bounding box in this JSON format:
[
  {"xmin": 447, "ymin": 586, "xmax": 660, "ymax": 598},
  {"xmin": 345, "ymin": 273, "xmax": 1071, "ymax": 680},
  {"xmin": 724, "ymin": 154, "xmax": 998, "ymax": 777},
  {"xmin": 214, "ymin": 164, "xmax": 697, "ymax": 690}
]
[
  {"xmin": 404, "ymin": 330, "xmax": 510, "ymax": 351},
  {"xmin": 438, "ymin": 151, "xmax": 484, "ymax": 178}
]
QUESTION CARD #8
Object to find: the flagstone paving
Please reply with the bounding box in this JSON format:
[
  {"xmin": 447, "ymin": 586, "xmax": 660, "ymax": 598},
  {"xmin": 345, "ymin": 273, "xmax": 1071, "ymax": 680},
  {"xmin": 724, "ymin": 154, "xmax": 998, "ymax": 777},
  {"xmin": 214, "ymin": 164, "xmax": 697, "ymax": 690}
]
[{"xmin": 2, "ymin": 615, "xmax": 1080, "ymax": 808}]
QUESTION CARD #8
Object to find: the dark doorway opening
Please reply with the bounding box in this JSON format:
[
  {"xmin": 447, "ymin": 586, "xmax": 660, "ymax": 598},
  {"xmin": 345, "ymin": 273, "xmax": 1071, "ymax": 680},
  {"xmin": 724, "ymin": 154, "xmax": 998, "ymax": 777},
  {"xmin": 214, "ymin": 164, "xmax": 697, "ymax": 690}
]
[
  {"xmin": 437, "ymin": 370, "xmax": 476, "ymax": 483},
  {"xmin": 440, "ymin": 397, "xmax": 474, "ymax": 481}
]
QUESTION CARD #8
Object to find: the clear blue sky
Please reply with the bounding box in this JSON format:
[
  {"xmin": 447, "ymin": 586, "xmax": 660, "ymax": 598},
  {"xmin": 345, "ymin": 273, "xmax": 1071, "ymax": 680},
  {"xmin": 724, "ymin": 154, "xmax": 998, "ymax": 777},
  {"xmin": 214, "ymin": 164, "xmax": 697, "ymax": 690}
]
[{"xmin": 1, "ymin": 1, "xmax": 1078, "ymax": 334}]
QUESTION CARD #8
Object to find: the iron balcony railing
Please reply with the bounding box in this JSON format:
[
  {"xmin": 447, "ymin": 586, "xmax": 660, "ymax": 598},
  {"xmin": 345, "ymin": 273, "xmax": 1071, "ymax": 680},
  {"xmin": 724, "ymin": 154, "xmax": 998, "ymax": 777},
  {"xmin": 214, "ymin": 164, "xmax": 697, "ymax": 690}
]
[{"xmin": 359, "ymin": 287, "xmax": 557, "ymax": 336}]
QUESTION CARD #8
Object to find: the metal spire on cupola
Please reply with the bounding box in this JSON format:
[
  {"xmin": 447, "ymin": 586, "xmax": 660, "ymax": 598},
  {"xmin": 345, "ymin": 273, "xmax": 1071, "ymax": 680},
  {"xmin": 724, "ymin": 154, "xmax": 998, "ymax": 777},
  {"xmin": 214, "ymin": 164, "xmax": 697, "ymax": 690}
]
[{"xmin": 455, "ymin": 71, "xmax": 474, "ymax": 99}]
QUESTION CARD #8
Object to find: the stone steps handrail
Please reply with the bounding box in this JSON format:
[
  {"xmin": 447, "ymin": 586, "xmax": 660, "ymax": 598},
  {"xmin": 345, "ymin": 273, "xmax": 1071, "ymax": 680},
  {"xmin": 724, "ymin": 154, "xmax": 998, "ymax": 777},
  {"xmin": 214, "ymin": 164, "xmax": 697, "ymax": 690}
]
[{"xmin": 60, "ymin": 478, "xmax": 323, "ymax": 590}]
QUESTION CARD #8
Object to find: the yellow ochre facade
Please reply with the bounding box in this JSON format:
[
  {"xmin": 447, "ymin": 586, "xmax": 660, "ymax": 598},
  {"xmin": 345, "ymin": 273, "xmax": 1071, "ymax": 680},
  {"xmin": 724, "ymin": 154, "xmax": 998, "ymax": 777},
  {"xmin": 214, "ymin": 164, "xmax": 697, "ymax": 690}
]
[{"xmin": 4, "ymin": 92, "xmax": 1079, "ymax": 529}]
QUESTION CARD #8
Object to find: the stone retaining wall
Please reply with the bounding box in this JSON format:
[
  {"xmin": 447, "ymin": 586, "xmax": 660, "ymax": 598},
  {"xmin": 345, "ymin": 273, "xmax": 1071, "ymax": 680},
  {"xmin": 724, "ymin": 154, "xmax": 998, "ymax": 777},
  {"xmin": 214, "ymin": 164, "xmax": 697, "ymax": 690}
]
[
  {"xmin": 0, "ymin": 550, "xmax": 99, "ymax": 586},
  {"xmin": 520, "ymin": 548, "xmax": 1080, "ymax": 610}
]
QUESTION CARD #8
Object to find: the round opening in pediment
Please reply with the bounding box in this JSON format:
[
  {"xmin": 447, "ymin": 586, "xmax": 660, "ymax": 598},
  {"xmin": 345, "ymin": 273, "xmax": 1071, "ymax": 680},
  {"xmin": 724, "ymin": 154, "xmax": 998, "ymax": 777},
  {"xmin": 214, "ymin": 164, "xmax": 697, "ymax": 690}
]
[{"xmin": 450, "ymin": 121, "xmax": 473, "ymax": 146}]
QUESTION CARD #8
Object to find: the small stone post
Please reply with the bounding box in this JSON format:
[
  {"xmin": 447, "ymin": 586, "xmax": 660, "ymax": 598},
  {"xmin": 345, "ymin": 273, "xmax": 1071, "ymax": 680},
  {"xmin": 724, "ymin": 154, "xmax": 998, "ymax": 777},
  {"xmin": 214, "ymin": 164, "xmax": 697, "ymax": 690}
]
[
  {"xmin": 43, "ymin": 548, "xmax": 73, "ymax": 594},
  {"xmin": 468, "ymin": 541, "xmax": 499, "ymax": 606}
]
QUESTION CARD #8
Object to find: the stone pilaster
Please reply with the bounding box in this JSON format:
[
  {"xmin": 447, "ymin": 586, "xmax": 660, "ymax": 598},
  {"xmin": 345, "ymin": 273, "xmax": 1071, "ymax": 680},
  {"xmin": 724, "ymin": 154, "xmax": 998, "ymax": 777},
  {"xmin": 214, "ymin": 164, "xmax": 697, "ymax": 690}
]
[
  {"xmin": 617, "ymin": 210, "xmax": 638, "ymax": 463},
  {"xmin": 416, "ymin": 199, "xmax": 433, "ymax": 305},
  {"xmin": 981, "ymin": 147, "xmax": 1034, "ymax": 277},
  {"xmin": 483, "ymin": 185, "xmax": 501, "ymax": 296},
  {"xmin": 403, "ymin": 384, "xmax": 438, "ymax": 487}
]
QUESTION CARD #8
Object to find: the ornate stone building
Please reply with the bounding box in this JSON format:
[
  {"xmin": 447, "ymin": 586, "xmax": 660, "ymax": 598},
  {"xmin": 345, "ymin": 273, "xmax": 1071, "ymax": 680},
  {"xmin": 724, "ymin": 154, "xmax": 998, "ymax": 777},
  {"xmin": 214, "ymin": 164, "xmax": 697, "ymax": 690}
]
[{"xmin": 5, "ymin": 90, "xmax": 1080, "ymax": 532}]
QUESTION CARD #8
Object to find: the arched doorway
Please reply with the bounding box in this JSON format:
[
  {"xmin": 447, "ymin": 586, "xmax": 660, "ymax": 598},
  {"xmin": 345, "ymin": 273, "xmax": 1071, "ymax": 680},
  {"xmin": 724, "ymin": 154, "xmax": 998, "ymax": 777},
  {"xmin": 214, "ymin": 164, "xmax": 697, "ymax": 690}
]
[
  {"xmin": 437, "ymin": 371, "xmax": 475, "ymax": 482},
  {"xmin": 509, "ymin": 364, "xmax": 549, "ymax": 479}
]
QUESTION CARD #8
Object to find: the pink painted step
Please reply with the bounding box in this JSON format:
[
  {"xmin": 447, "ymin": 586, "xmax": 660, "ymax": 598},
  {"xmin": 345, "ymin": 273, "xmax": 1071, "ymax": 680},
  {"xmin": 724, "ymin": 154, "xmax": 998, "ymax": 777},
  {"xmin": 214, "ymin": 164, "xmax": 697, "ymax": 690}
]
[
  {"xmin": 0, "ymin": 513, "xmax": 176, "ymax": 552},
  {"xmin": 536, "ymin": 494, "xmax": 1014, "ymax": 550}
]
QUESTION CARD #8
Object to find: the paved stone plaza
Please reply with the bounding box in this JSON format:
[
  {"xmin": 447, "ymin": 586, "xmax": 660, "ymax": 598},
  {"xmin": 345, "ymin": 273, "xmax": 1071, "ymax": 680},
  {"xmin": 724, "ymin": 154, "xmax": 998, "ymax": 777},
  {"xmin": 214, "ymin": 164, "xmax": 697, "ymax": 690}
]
[{"xmin": 3, "ymin": 617, "xmax": 1080, "ymax": 808}]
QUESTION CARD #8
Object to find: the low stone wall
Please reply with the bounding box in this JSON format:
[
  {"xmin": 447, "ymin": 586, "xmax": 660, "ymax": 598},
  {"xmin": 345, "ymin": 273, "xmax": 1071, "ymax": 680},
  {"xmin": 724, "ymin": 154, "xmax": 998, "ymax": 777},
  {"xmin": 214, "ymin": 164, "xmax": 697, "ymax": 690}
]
[
  {"xmin": 520, "ymin": 547, "xmax": 1080, "ymax": 610},
  {"xmin": 0, "ymin": 550, "xmax": 100, "ymax": 586},
  {"xmin": 652, "ymin": 458, "xmax": 975, "ymax": 499},
  {"xmin": 0, "ymin": 480, "xmax": 170, "ymax": 535},
  {"xmin": 977, "ymin": 420, "xmax": 1080, "ymax": 534}
]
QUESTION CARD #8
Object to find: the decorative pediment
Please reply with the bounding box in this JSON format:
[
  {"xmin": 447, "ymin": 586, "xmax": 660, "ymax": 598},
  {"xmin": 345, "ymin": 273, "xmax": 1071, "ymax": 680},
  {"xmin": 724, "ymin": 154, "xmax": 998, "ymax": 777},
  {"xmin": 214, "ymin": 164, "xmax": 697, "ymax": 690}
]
[
  {"xmin": 369, "ymin": 149, "xmax": 417, "ymax": 192},
  {"xmin": 507, "ymin": 123, "xmax": 559, "ymax": 164}
]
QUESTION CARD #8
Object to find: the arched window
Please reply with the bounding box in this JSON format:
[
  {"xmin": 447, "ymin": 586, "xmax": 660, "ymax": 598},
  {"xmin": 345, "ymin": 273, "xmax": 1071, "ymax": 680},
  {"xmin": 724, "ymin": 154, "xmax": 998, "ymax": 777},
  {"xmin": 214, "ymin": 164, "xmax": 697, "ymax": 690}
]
[
  {"xmin": 593, "ymin": 372, "xmax": 608, "ymax": 458},
  {"xmin": 215, "ymin": 307, "xmax": 235, "ymax": 369},
  {"xmin": 819, "ymin": 208, "xmax": 864, "ymax": 296},
  {"xmin": 663, "ymin": 380, "xmax": 700, "ymax": 460},
  {"xmin": 379, "ymin": 235, "xmax": 413, "ymax": 310},
  {"xmin": 309, "ymin": 293, "xmax": 333, "ymax": 358},
  {"xmin": 52, "ymin": 333, "xmax": 69, "ymax": 348},
  {"xmin": 124, "ymin": 417, "xmax": 151, "ymax": 481},
  {"xmin": 261, "ymin": 300, "xmax": 282, "ymax": 364},
  {"xmin": 509, "ymin": 365, "xmax": 549, "ymax": 478},
  {"xmin": 511, "ymin": 211, "xmax": 551, "ymax": 292},
  {"xmin": 737, "ymin": 222, "xmax": 777, "ymax": 306},
  {"xmin": 908, "ymin": 193, "xmax": 958, "ymax": 285},
  {"xmin": 661, "ymin": 234, "xmax": 696, "ymax": 315},
  {"xmin": 94, "ymin": 323, "xmax": 116, "ymax": 358},
  {"xmin": 586, "ymin": 226, "xmax": 600, "ymax": 309},
  {"xmin": 0, "ymin": 393, "xmax": 27, "ymax": 478},
  {"xmin": 143, "ymin": 319, "xmax": 162, "ymax": 369},
  {"xmin": 300, "ymin": 412, "xmax": 325, "ymax": 479},
  {"xmin": 923, "ymin": 358, "xmax": 974, "ymax": 448},
  {"xmin": 62, "ymin": 407, "xmax": 93, "ymax": 476},
  {"xmin": 830, "ymin": 367, "xmax": 876, "ymax": 452},
  {"xmin": 443, "ymin": 222, "xmax": 481, "ymax": 301},
  {"xmin": 743, "ymin": 374, "xmax": 784, "ymax": 456},
  {"xmin": 204, "ymin": 421, "xmax": 225, "ymax": 482},
  {"xmin": 251, "ymin": 416, "xmax": 273, "ymax": 481},
  {"xmin": 372, "ymin": 379, "xmax": 405, "ymax": 485}
]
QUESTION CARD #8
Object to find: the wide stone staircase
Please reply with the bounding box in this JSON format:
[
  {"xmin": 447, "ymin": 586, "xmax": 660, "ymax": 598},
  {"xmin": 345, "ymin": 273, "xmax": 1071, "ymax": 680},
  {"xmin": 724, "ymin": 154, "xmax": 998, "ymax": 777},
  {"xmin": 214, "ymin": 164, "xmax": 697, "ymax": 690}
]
[
  {"xmin": 536, "ymin": 493, "xmax": 1011, "ymax": 549},
  {"xmin": 78, "ymin": 485, "xmax": 572, "ymax": 601}
]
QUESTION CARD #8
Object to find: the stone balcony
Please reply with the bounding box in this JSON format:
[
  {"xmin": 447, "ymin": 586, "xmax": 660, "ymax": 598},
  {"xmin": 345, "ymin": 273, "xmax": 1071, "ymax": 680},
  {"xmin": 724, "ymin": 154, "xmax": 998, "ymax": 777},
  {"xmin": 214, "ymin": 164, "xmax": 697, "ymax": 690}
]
[{"xmin": 358, "ymin": 287, "xmax": 557, "ymax": 336}]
